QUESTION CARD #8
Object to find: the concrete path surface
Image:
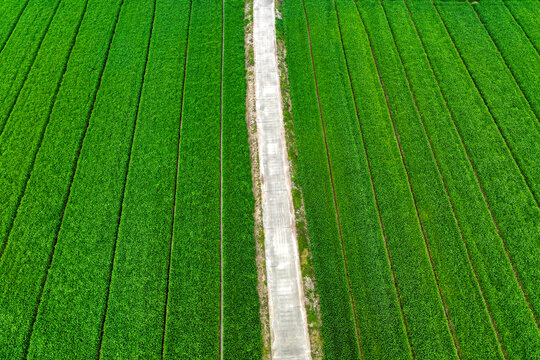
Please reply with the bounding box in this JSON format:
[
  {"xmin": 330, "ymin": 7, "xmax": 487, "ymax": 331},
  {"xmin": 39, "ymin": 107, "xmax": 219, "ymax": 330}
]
[{"xmin": 253, "ymin": 0, "xmax": 311, "ymax": 359}]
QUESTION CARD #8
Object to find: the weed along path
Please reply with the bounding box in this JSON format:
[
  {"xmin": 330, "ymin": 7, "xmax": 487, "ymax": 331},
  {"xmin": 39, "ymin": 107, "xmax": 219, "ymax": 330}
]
[{"xmin": 253, "ymin": 0, "xmax": 311, "ymax": 358}]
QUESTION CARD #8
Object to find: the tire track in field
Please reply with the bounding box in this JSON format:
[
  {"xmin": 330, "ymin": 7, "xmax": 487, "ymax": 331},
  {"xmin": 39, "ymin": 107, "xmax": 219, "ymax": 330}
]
[
  {"xmin": 161, "ymin": 1, "xmax": 192, "ymax": 357},
  {"xmin": 0, "ymin": 0, "xmax": 89, "ymax": 260},
  {"xmin": 301, "ymin": 0, "xmax": 363, "ymax": 356},
  {"xmin": 21, "ymin": 0, "xmax": 125, "ymax": 355},
  {"xmin": 0, "ymin": 0, "xmax": 63, "ymax": 137},
  {"xmin": 403, "ymin": 0, "xmax": 540, "ymax": 331},
  {"xmin": 380, "ymin": 2, "xmax": 507, "ymax": 357},
  {"xmin": 219, "ymin": 0, "xmax": 225, "ymax": 357},
  {"xmin": 428, "ymin": 0, "xmax": 539, "ymax": 209},
  {"xmin": 501, "ymin": 1, "xmax": 540, "ymax": 56},
  {"xmin": 0, "ymin": 0, "xmax": 31, "ymax": 55},
  {"xmin": 466, "ymin": 0, "xmax": 539, "ymax": 122},
  {"xmin": 333, "ymin": 1, "xmax": 413, "ymax": 358},
  {"xmin": 97, "ymin": 1, "xmax": 156, "ymax": 357},
  {"xmin": 353, "ymin": 3, "xmax": 462, "ymax": 358}
]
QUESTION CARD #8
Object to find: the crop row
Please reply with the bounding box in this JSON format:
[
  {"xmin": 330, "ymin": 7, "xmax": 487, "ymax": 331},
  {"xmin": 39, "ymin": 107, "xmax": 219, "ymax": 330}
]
[
  {"xmin": 283, "ymin": 0, "xmax": 364, "ymax": 358},
  {"xmin": 0, "ymin": 0, "xmax": 63, "ymax": 246},
  {"xmin": 381, "ymin": 1, "xmax": 540, "ymax": 358},
  {"xmin": 334, "ymin": 0, "xmax": 456, "ymax": 358},
  {"xmin": 163, "ymin": 0, "xmax": 262, "ymax": 358},
  {"xmin": 503, "ymin": 0, "xmax": 540, "ymax": 53},
  {"xmin": 0, "ymin": 0, "xmax": 89, "ymax": 257},
  {"xmin": 0, "ymin": 0, "xmax": 62, "ymax": 136},
  {"xmin": 285, "ymin": 0, "xmax": 472, "ymax": 358},
  {"xmin": 405, "ymin": 0, "xmax": 540, "ymax": 347},
  {"xmin": 0, "ymin": 0, "xmax": 29, "ymax": 52},
  {"xmin": 332, "ymin": 3, "xmax": 423, "ymax": 358},
  {"xmin": 160, "ymin": 0, "xmax": 222, "ymax": 358},
  {"xmin": 285, "ymin": 0, "xmax": 540, "ymax": 358},
  {"xmin": 222, "ymin": 0, "xmax": 263, "ymax": 358},
  {"xmin": 0, "ymin": 0, "xmax": 122, "ymax": 357},
  {"xmin": 0, "ymin": 0, "xmax": 260, "ymax": 357},
  {"xmin": 353, "ymin": 0, "xmax": 506, "ymax": 358},
  {"xmin": 24, "ymin": 0, "xmax": 154, "ymax": 357},
  {"xmin": 470, "ymin": 0, "xmax": 540, "ymax": 119},
  {"xmin": 432, "ymin": 0, "xmax": 540, "ymax": 205},
  {"xmin": 97, "ymin": 0, "xmax": 190, "ymax": 358}
]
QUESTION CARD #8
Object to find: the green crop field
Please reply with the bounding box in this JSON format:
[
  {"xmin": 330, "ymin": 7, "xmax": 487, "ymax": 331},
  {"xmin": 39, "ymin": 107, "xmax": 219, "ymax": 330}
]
[
  {"xmin": 0, "ymin": 0, "xmax": 538, "ymax": 359},
  {"xmin": 282, "ymin": 0, "xmax": 539, "ymax": 359},
  {"xmin": 0, "ymin": 0, "xmax": 260, "ymax": 358}
]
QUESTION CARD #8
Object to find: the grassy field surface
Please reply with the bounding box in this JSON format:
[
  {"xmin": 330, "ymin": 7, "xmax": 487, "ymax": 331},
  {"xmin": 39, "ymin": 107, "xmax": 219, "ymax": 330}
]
[
  {"xmin": 383, "ymin": 1, "xmax": 540, "ymax": 358},
  {"xmin": 284, "ymin": 0, "xmax": 540, "ymax": 358},
  {"xmin": 470, "ymin": 0, "xmax": 540, "ymax": 119},
  {"xmin": 0, "ymin": 0, "xmax": 538, "ymax": 359},
  {"xmin": 503, "ymin": 0, "xmax": 540, "ymax": 54},
  {"xmin": 0, "ymin": 0, "xmax": 260, "ymax": 359}
]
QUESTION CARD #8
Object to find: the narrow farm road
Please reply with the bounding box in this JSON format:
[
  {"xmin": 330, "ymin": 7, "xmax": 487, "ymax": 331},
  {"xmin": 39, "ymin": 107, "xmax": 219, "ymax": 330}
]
[{"xmin": 253, "ymin": 0, "xmax": 311, "ymax": 359}]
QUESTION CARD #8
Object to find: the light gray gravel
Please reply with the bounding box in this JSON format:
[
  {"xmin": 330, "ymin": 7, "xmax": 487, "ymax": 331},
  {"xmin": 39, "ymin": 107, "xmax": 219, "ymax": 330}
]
[{"xmin": 253, "ymin": 0, "xmax": 311, "ymax": 359}]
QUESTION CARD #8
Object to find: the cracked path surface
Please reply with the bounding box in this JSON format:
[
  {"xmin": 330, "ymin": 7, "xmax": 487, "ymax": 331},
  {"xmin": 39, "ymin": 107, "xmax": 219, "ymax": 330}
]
[{"xmin": 253, "ymin": 0, "xmax": 311, "ymax": 359}]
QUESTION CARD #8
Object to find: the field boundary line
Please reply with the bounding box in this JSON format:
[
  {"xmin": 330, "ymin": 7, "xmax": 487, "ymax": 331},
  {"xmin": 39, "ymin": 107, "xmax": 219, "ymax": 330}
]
[
  {"xmin": 466, "ymin": 0, "xmax": 538, "ymax": 122},
  {"xmin": 219, "ymin": 0, "xmax": 225, "ymax": 357},
  {"xmin": 501, "ymin": 1, "xmax": 540, "ymax": 56},
  {"xmin": 0, "ymin": 0, "xmax": 31, "ymax": 55},
  {"xmin": 354, "ymin": 3, "xmax": 462, "ymax": 358},
  {"xmin": 428, "ymin": 0, "xmax": 539, "ymax": 208},
  {"xmin": 404, "ymin": 0, "xmax": 540, "ymax": 330},
  {"xmin": 301, "ymin": 1, "xmax": 363, "ymax": 356},
  {"xmin": 334, "ymin": 1, "xmax": 415, "ymax": 358},
  {"xmin": 161, "ymin": 1, "xmax": 193, "ymax": 357},
  {"xmin": 380, "ymin": 2, "xmax": 507, "ymax": 357},
  {"xmin": 0, "ymin": 0, "xmax": 90, "ymax": 261},
  {"xmin": 0, "ymin": 0, "xmax": 63, "ymax": 137},
  {"xmin": 96, "ymin": 1, "xmax": 157, "ymax": 356},
  {"xmin": 21, "ymin": 0, "xmax": 125, "ymax": 355}
]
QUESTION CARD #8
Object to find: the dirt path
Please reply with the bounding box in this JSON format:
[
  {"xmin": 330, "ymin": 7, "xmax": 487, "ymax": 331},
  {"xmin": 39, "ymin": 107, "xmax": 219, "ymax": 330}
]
[{"xmin": 253, "ymin": 0, "xmax": 311, "ymax": 359}]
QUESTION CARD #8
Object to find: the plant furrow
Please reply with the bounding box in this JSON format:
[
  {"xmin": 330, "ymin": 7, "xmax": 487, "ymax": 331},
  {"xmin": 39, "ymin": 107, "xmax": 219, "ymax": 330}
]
[
  {"xmin": 333, "ymin": 2, "xmax": 414, "ymax": 358},
  {"xmin": 0, "ymin": 0, "xmax": 90, "ymax": 261}
]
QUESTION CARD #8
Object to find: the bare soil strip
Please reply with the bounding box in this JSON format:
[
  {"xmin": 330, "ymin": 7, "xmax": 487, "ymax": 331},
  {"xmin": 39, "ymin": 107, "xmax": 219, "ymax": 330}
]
[
  {"xmin": 253, "ymin": 0, "xmax": 311, "ymax": 358},
  {"xmin": 245, "ymin": 1, "xmax": 272, "ymax": 357}
]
